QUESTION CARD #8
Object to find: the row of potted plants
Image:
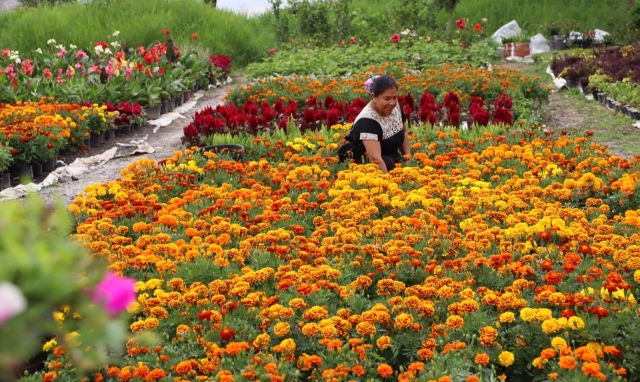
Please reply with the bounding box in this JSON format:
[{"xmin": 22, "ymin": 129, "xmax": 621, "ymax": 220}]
[
  {"xmin": 182, "ymin": 91, "xmax": 516, "ymax": 146},
  {"xmin": 0, "ymin": 31, "xmax": 231, "ymax": 107}
]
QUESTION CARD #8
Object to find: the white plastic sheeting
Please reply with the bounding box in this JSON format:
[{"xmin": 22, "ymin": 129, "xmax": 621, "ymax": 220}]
[
  {"xmin": 530, "ymin": 33, "xmax": 550, "ymax": 55},
  {"xmin": 491, "ymin": 20, "xmax": 522, "ymax": 44}
]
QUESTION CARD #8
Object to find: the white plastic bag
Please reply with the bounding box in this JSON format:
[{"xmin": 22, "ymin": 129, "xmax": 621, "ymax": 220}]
[
  {"xmin": 594, "ymin": 29, "xmax": 610, "ymax": 42},
  {"xmin": 530, "ymin": 33, "xmax": 550, "ymax": 55},
  {"xmin": 491, "ymin": 20, "xmax": 522, "ymax": 44}
]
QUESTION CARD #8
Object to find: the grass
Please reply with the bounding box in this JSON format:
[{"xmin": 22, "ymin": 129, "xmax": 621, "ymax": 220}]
[
  {"xmin": 451, "ymin": 0, "xmax": 629, "ymax": 37},
  {"xmin": 0, "ymin": 0, "xmax": 276, "ymax": 67}
]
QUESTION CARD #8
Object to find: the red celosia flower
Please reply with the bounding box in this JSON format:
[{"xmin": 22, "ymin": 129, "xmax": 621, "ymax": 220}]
[
  {"xmin": 390, "ymin": 34, "xmax": 401, "ymax": 43},
  {"xmin": 190, "ymin": 33, "xmax": 198, "ymax": 40},
  {"xmin": 474, "ymin": 23, "xmax": 483, "ymax": 32},
  {"xmin": 162, "ymin": 29, "xmax": 170, "ymax": 36},
  {"xmin": 456, "ymin": 19, "xmax": 466, "ymax": 29}
]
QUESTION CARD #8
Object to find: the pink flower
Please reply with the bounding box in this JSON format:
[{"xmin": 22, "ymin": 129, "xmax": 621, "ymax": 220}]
[
  {"xmin": 350, "ymin": 36, "xmax": 356, "ymax": 45},
  {"xmin": 481, "ymin": 18, "xmax": 487, "ymax": 23},
  {"xmin": 390, "ymin": 33, "xmax": 401, "ymax": 43},
  {"xmin": 456, "ymin": 19, "xmax": 466, "ymax": 29},
  {"xmin": 0, "ymin": 283, "xmax": 27, "ymax": 327},
  {"xmin": 339, "ymin": 40, "xmax": 345, "ymax": 47},
  {"xmin": 269, "ymin": 48, "xmax": 277, "ymax": 55},
  {"xmin": 75, "ymin": 50, "xmax": 87, "ymax": 59},
  {"xmin": 92, "ymin": 272, "xmax": 136, "ymax": 315},
  {"xmin": 56, "ymin": 48, "xmax": 67, "ymax": 58},
  {"xmin": 43, "ymin": 68, "xmax": 52, "ymax": 80}
]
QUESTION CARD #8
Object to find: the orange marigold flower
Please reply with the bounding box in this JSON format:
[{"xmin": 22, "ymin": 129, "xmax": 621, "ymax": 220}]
[
  {"xmin": 466, "ymin": 376, "xmax": 480, "ymax": 382},
  {"xmin": 474, "ymin": 353, "xmax": 490, "ymax": 366},
  {"xmin": 558, "ymin": 356, "xmax": 576, "ymax": 370},
  {"xmin": 175, "ymin": 361, "xmax": 192, "ymax": 375},
  {"xmin": 377, "ymin": 364, "xmax": 393, "ymax": 378}
]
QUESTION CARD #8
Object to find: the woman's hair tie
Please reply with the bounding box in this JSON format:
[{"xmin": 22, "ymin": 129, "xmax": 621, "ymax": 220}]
[{"xmin": 364, "ymin": 75, "xmax": 380, "ymax": 93}]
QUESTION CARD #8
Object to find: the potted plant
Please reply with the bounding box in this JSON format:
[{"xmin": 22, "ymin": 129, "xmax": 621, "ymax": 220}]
[{"xmin": 502, "ymin": 34, "xmax": 531, "ymax": 59}]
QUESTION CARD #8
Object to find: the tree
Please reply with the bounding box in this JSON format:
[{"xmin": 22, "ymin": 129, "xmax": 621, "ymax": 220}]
[
  {"xmin": 432, "ymin": 0, "xmax": 460, "ymax": 33},
  {"xmin": 204, "ymin": 0, "xmax": 217, "ymax": 7}
]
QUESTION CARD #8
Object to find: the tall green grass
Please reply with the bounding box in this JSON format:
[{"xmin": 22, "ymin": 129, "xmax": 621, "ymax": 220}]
[
  {"xmin": 0, "ymin": 0, "xmax": 277, "ymax": 67},
  {"xmin": 450, "ymin": 0, "xmax": 629, "ymax": 37}
]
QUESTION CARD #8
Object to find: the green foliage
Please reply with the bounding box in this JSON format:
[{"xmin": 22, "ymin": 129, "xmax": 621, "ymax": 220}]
[
  {"xmin": 0, "ymin": 145, "xmax": 12, "ymax": 174},
  {"xmin": 0, "ymin": 198, "xmax": 129, "ymax": 379},
  {"xmin": 247, "ymin": 40, "xmax": 498, "ymax": 78},
  {"xmin": 0, "ymin": 0, "xmax": 276, "ymax": 67},
  {"xmin": 18, "ymin": 0, "xmax": 76, "ymax": 6},
  {"xmin": 289, "ymin": 0, "xmax": 333, "ymax": 42}
]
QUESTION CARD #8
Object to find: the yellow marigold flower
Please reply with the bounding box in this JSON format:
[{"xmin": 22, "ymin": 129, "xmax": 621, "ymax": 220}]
[
  {"xmin": 519, "ymin": 307, "xmax": 536, "ymax": 322},
  {"xmin": 634, "ymin": 270, "xmax": 640, "ymax": 283},
  {"xmin": 394, "ymin": 313, "xmax": 414, "ymax": 330},
  {"xmin": 551, "ymin": 337, "xmax": 568, "ymax": 350},
  {"xmin": 301, "ymin": 323, "xmax": 320, "ymax": 338},
  {"xmin": 302, "ymin": 306, "xmax": 328, "ymax": 320},
  {"xmin": 43, "ymin": 338, "xmax": 57, "ymax": 352},
  {"xmin": 445, "ymin": 314, "xmax": 465, "ymax": 330},
  {"xmin": 253, "ymin": 333, "xmax": 271, "ymax": 349},
  {"xmin": 356, "ymin": 321, "xmax": 376, "ymax": 337},
  {"xmin": 274, "ymin": 322, "xmax": 290, "ymax": 337},
  {"xmin": 53, "ymin": 311, "xmax": 64, "ymax": 323},
  {"xmin": 498, "ymin": 351, "xmax": 515, "ymax": 367},
  {"xmin": 541, "ymin": 319, "xmax": 559, "ymax": 334},
  {"xmin": 535, "ymin": 308, "xmax": 553, "ymax": 321},
  {"xmin": 376, "ymin": 336, "xmax": 392, "ymax": 350},
  {"xmin": 499, "ymin": 312, "xmax": 515, "ymax": 323},
  {"xmin": 568, "ymin": 316, "xmax": 585, "ymax": 330}
]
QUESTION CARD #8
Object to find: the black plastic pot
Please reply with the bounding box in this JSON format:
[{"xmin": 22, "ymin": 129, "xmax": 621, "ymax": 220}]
[
  {"xmin": 550, "ymin": 35, "xmax": 566, "ymax": 50},
  {"xmin": 575, "ymin": 39, "xmax": 592, "ymax": 49},
  {"xmin": 10, "ymin": 164, "xmax": 33, "ymax": 181},
  {"xmin": 32, "ymin": 162, "xmax": 43, "ymax": 177},
  {"xmin": 90, "ymin": 133, "xmax": 101, "ymax": 147},
  {"xmin": 199, "ymin": 144, "xmax": 245, "ymax": 161},
  {"xmin": 146, "ymin": 105, "xmax": 161, "ymax": 120},
  {"xmin": 167, "ymin": 98, "xmax": 175, "ymax": 112},
  {"xmin": 83, "ymin": 138, "xmax": 91, "ymax": 150},
  {"xmin": 1, "ymin": 172, "xmax": 10, "ymax": 190},
  {"xmin": 107, "ymin": 129, "xmax": 116, "ymax": 140},
  {"xmin": 120, "ymin": 124, "xmax": 132, "ymax": 135},
  {"xmin": 160, "ymin": 101, "xmax": 168, "ymax": 115},
  {"xmin": 42, "ymin": 157, "xmax": 57, "ymax": 173}
]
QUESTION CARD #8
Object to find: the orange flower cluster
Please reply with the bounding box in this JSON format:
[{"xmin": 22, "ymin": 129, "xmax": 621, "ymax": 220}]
[{"xmin": 45, "ymin": 124, "xmax": 640, "ymax": 381}]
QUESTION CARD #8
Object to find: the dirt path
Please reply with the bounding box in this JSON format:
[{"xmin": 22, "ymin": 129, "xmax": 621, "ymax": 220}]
[
  {"xmin": 38, "ymin": 76, "xmax": 245, "ymax": 205},
  {"xmin": 500, "ymin": 61, "xmax": 640, "ymax": 159}
]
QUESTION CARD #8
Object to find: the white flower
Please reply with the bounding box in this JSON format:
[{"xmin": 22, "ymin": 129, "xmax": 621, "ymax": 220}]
[
  {"xmin": 70, "ymin": 44, "xmax": 77, "ymax": 49},
  {"xmin": 0, "ymin": 283, "xmax": 27, "ymax": 326},
  {"xmin": 110, "ymin": 41, "xmax": 121, "ymax": 49},
  {"xmin": 13, "ymin": 57, "xmax": 21, "ymax": 64},
  {"xmin": 400, "ymin": 29, "xmax": 411, "ymax": 35},
  {"xmin": 112, "ymin": 30, "xmax": 120, "ymax": 37},
  {"xmin": 94, "ymin": 45, "xmax": 104, "ymax": 54},
  {"xmin": 35, "ymin": 48, "xmax": 43, "ymax": 54},
  {"xmin": 104, "ymin": 48, "xmax": 112, "ymax": 55},
  {"xmin": 55, "ymin": 44, "xmax": 65, "ymax": 51},
  {"xmin": 47, "ymin": 39, "xmax": 56, "ymax": 45}
]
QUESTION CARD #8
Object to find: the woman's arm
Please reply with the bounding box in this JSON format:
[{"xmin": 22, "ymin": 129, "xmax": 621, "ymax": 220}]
[
  {"xmin": 400, "ymin": 128, "xmax": 411, "ymax": 159},
  {"xmin": 362, "ymin": 140, "xmax": 388, "ymax": 173}
]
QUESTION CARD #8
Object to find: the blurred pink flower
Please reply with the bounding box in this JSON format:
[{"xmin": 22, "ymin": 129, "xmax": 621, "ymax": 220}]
[
  {"xmin": 390, "ymin": 33, "xmax": 401, "ymax": 43},
  {"xmin": 75, "ymin": 50, "xmax": 87, "ymax": 59},
  {"xmin": 92, "ymin": 272, "xmax": 136, "ymax": 315},
  {"xmin": 269, "ymin": 48, "xmax": 277, "ymax": 55},
  {"xmin": 481, "ymin": 18, "xmax": 488, "ymax": 23},
  {"xmin": 0, "ymin": 283, "xmax": 27, "ymax": 327},
  {"xmin": 350, "ymin": 36, "xmax": 356, "ymax": 45}
]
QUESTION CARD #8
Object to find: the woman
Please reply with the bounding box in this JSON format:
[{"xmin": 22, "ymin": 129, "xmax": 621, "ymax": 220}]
[{"xmin": 338, "ymin": 75, "xmax": 411, "ymax": 173}]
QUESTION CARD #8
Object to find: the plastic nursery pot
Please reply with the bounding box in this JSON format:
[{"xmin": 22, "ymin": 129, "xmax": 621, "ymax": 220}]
[
  {"xmin": 107, "ymin": 129, "xmax": 116, "ymax": 140},
  {"xmin": 84, "ymin": 138, "xmax": 91, "ymax": 150},
  {"xmin": 146, "ymin": 105, "xmax": 161, "ymax": 120},
  {"xmin": 199, "ymin": 144, "xmax": 245, "ymax": 161},
  {"xmin": 1, "ymin": 172, "xmax": 10, "ymax": 190},
  {"xmin": 10, "ymin": 164, "xmax": 33, "ymax": 181},
  {"xmin": 160, "ymin": 101, "xmax": 168, "ymax": 115},
  {"xmin": 42, "ymin": 157, "xmax": 57, "ymax": 173},
  {"xmin": 550, "ymin": 35, "xmax": 566, "ymax": 50},
  {"xmin": 167, "ymin": 98, "xmax": 175, "ymax": 112},
  {"xmin": 32, "ymin": 162, "xmax": 43, "ymax": 177},
  {"xmin": 575, "ymin": 39, "xmax": 592, "ymax": 49},
  {"xmin": 120, "ymin": 124, "xmax": 132, "ymax": 135},
  {"xmin": 90, "ymin": 133, "xmax": 102, "ymax": 147}
]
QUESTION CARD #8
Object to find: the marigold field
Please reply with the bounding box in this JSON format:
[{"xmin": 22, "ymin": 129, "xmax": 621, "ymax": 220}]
[{"xmin": 43, "ymin": 123, "xmax": 640, "ymax": 382}]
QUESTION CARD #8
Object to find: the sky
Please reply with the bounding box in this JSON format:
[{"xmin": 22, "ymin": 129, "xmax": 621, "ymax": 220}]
[{"xmin": 217, "ymin": 0, "xmax": 287, "ymax": 15}]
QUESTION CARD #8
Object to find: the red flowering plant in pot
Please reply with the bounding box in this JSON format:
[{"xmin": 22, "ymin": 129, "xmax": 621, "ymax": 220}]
[{"xmin": 209, "ymin": 54, "xmax": 232, "ymax": 84}]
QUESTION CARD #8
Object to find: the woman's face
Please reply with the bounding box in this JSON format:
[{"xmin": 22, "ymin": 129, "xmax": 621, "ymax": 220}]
[{"xmin": 372, "ymin": 87, "xmax": 398, "ymax": 117}]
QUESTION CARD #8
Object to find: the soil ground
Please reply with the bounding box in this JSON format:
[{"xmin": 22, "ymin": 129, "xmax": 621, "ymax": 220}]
[
  {"xmin": 37, "ymin": 76, "xmax": 245, "ymax": 205},
  {"xmin": 500, "ymin": 61, "xmax": 640, "ymax": 159}
]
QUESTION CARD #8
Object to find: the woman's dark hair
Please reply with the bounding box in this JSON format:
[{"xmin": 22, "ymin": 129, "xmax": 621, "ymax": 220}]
[{"xmin": 371, "ymin": 75, "xmax": 398, "ymax": 96}]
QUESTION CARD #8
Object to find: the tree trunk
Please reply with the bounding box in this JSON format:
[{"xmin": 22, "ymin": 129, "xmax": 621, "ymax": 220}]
[{"xmin": 447, "ymin": 7, "xmax": 454, "ymax": 33}]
